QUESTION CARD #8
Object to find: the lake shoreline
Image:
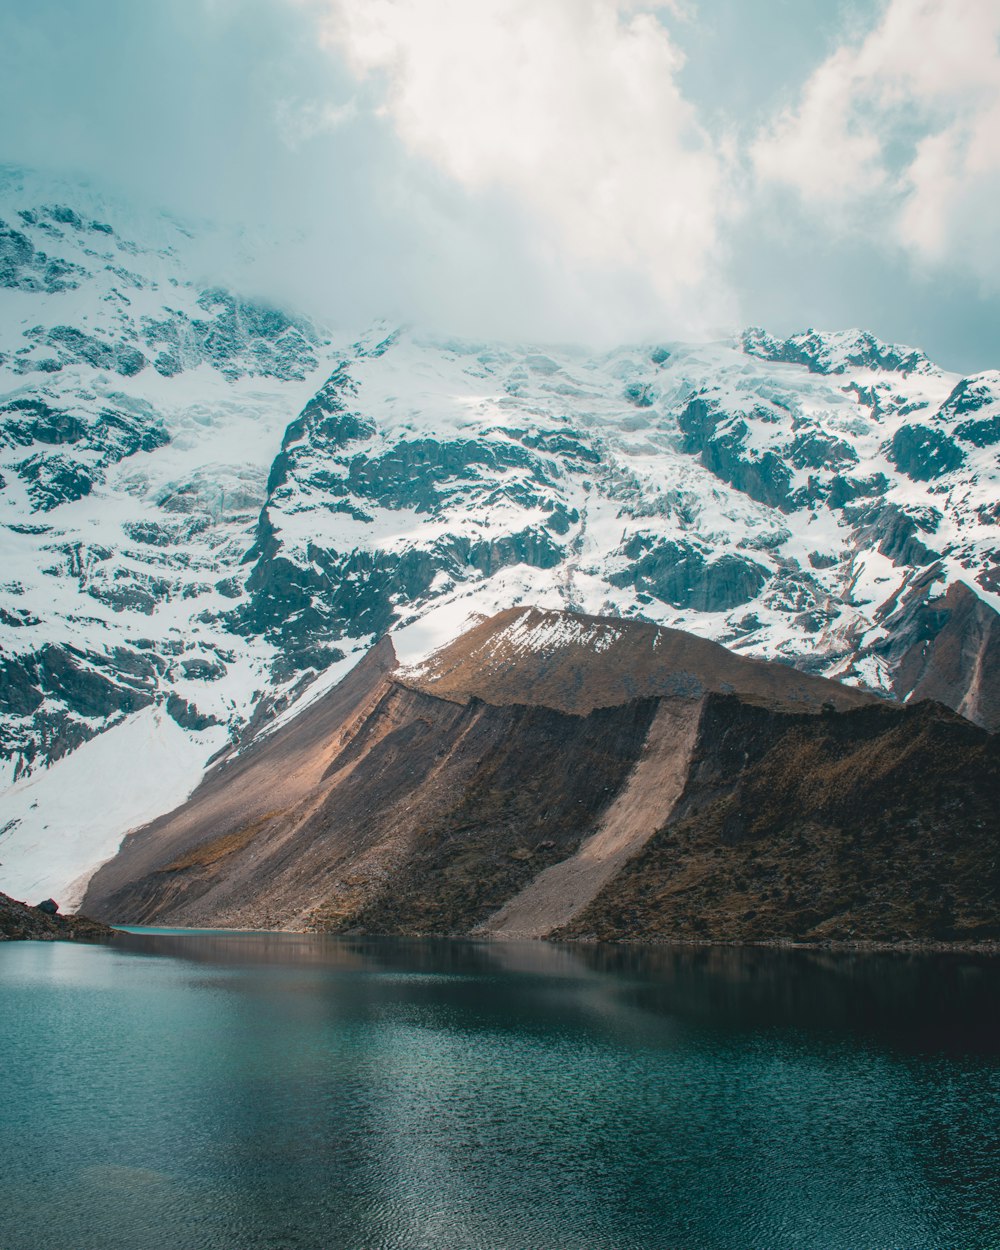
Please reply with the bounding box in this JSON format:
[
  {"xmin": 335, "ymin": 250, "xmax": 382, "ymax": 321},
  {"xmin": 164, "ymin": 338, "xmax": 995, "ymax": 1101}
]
[{"xmin": 93, "ymin": 922, "xmax": 1000, "ymax": 956}]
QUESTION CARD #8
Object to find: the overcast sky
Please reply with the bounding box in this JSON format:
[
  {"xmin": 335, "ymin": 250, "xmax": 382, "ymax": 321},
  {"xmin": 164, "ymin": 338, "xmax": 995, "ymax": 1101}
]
[{"xmin": 2, "ymin": 0, "xmax": 998, "ymax": 371}]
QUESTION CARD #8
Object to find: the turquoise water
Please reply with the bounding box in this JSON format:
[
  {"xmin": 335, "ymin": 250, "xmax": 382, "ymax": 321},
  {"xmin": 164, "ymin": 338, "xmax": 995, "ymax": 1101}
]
[{"xmin": 0, "ymin": 934, "xmax": 997, "ymax": 1250}]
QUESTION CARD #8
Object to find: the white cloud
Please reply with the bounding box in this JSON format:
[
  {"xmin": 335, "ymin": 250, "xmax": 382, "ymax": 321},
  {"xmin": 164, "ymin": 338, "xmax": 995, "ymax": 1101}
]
[
  {"xmin": 293, "ymin": 0, "xmax": 730, "ymax": 320},
  {"xmin": 752, "ymin": 0, "xmax": 1000, "ymax": 279},
  {"xmin": 275, "ymin": 96, "xmax": 358, "ymax": 149},
  {"xmin": 752, "ymin": 44, "xmax": 886, "ymax": 206}
]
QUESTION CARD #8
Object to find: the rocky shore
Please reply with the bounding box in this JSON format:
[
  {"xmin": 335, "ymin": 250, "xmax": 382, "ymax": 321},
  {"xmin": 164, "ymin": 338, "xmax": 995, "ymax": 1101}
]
[{"xmin": 0, "ymin": 891, "xmax": 115, "ymax": 942}]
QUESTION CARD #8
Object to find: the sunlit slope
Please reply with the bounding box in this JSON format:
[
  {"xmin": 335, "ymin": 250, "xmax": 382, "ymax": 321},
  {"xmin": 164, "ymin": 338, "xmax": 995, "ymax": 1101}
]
[{"xmin": 83, "ymin": 609, "xmax": 997, "ymax": 944}]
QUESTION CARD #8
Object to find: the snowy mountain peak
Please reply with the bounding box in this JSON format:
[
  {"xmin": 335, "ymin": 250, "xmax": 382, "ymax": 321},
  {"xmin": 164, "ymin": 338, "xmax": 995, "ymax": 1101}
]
[{"xmin": 740, "ymin": 325, "xmax": 938, "ymax": 378}]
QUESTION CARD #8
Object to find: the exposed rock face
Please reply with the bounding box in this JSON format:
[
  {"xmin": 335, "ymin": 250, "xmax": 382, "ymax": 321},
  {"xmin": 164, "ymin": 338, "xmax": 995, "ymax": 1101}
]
[
  {"xmin": 891, "ymin": 581, "xmax": 1000, "ymax": 729},
  {"xmin": 890, "ymin": 424, "xmax": 965, "ymax": 481},
  {"xmin": 741, "ymin": 326, "xmax": 935, "ymax": 377},
  {"xmin": 0, "ymin": 890, "xmax": 113, "ymax": 941},
  {"xmin": 82, "ymin": 608, "xmax": 998, "ymax": 945}
]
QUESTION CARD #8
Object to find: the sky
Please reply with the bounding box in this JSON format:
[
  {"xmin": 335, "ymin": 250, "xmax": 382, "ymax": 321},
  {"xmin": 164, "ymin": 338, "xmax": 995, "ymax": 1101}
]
[{"xmin": 1, "ymin": 0, "xmax": 998, "ymax": 371}]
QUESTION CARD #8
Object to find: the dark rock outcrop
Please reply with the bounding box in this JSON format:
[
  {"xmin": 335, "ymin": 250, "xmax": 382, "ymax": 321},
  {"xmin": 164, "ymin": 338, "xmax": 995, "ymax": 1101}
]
[
  {"xmin": 890, "ymin": 424, "xmax": 965, "ymax": 481},
  {"xmin": 0, "ymin": 219, "xmax": 88, "ymax": 292},
  {"xmin": 676, "ymin": 398, "xmax": 796, "ymax": 511},
  {"xmin": 609, "ymin": 538, "xmax": 768, "ymax": 612},
  {"xmin": 742, "ymin": 327, "xmax": 932, "ymax": 377},
  {"xmin": 0, "ymin": 891, "xmax": 114, "ymax": 941}
]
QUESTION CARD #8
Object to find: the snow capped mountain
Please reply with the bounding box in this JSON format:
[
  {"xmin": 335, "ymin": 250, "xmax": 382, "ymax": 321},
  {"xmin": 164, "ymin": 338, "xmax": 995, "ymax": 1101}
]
[
  {"xmin": 0, "ymin": 166, "xmax": 344, "ymax": 787},
  {"xmin": 247, "ymin": 320, "xmax": 999, "ymax": 703},
  {"xmin": 1, "ymin": 169, "xmax": 998, "ymax": 904}
]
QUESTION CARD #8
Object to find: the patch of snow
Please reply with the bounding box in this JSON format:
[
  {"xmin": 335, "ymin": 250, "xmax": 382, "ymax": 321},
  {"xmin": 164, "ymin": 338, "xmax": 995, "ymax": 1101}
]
[{"xmin": 0, "ymin": 706, "xmax": 227, "ymax": 910}]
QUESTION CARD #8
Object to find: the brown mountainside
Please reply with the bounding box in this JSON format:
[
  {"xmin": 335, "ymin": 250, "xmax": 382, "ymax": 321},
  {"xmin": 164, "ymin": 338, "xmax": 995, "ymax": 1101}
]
[
  {"xmin": 82, "ymin": 634, "xmax": 399, "ymax": 924},
  {"xmin": 893, "ymin": 581, "xmax": 1000, "ymax": 729},
  {"xmin": 560, "ymin": 696, "xmax": 999, "ymax": 944},
  {"xmin": 82, "ymin": 607, "xmax": 998, "ymax": 945},
  {"xmin": 404, "ymin": 606, "xmax": 873, "ymax": 714}
]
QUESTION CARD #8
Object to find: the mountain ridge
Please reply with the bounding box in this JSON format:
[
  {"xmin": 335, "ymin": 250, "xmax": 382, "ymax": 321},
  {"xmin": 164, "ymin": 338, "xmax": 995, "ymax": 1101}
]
[{"xmin": 401, "ymin": 604, "xmax": 875, "ymax": 715}]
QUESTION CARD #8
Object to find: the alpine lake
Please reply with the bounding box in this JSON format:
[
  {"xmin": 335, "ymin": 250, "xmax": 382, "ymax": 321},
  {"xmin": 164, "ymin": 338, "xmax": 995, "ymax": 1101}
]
[{"xmin": 1, "ymin": 930, "xmax": 997, "ymax": 1250}]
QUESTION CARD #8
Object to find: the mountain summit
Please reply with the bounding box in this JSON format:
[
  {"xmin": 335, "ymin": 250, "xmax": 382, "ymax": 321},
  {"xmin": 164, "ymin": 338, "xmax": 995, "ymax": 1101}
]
[{"xmin": 403, "ymin": 605, "xmax": 873, "ymax": 714}]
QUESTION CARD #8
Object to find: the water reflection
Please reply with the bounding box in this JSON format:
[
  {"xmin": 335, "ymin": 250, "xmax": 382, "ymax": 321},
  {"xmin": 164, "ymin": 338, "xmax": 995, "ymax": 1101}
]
[
  {"xmin": 113, "ymin": 928, "xmax": 1000, "ymax": 1055},
  {"xmin": 0, "ymin": 933, "xmax": 997, "ymax": 1250}
]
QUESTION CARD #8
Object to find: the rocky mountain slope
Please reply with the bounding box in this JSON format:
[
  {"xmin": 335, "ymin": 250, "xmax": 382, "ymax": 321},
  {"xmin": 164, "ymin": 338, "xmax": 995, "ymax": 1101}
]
[
  {"xmin": 1, "ymin": 167, "xmax": 999, "ymax": 906},
  {"xmin": 81, "ymin": 608, "xmax": 998, "ymax": 945},
  {"xmin": 561, "ymin": 696, "xmax": 998, "ymax": 945}
]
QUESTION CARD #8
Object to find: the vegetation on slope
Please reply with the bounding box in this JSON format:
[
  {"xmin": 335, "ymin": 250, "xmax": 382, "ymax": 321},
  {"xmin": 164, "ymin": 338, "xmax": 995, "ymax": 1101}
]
[{"xmin": 560, "ymin": 698, "xmax": 999, "ymax": 943}]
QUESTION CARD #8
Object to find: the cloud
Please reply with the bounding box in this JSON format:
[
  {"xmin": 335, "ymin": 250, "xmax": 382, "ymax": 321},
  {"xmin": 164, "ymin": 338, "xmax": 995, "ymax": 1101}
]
[
  {"xmin": 4, "ymin": 0, "xmax": 995, "ymax": 364},
  {"xmin": 275, "ymin": 97, "xmax": 358, "ymax": 149},
  {"xmin": 752, "ymin": 0, "xmax": 1000, "ymax": 280},
  {"xmin": 294, "ymin": 0, "xmax": 732, "ymax": 322}
]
